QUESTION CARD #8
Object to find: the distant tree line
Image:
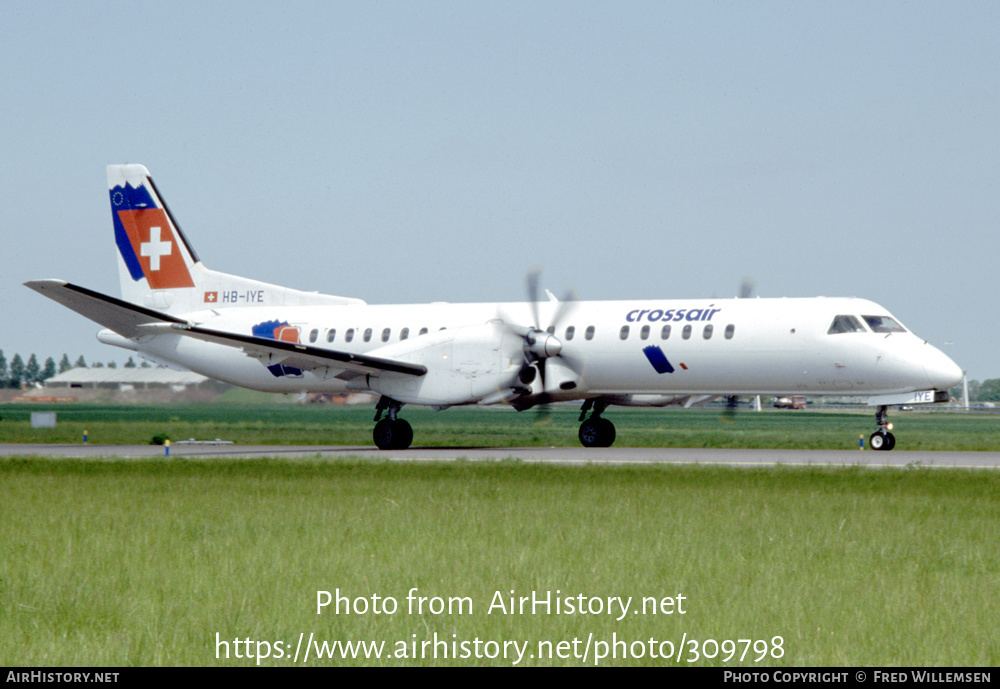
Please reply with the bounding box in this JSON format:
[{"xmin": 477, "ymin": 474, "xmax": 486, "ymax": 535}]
[
  {"xmin": 957, "ymin": 379, "xmax": 1000, "ymax": 403},
  {"xmin": 0, "ymin": 350, "xmax": 147, "ymax": 388}
]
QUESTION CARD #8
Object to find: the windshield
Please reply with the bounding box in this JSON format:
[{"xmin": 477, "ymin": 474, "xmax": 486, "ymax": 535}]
[
  {"xmin": 862, "ymin": 315, "xmax": 907, "ymax": 334},
  {"xmin": 827, "ymin": 315, "xmax": 866, "ymax": 334}
]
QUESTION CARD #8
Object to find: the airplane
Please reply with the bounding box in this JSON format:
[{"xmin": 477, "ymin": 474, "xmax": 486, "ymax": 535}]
[{"xmin": 26, "ymin": 164, "xmax": 964, "ymax": 451}]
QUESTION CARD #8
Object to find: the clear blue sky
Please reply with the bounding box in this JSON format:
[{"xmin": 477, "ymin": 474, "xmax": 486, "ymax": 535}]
[{"xmin": 3, "ymin": 1, "xmax": 997, "ymax": 380}]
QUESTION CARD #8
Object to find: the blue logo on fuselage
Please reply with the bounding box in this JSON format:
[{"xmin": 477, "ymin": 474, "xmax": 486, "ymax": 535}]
[
  {"xmin": 252, "ymin": 319, "xmax": 304, "ymax": 378},
  {"xmin": 643, "ymin": 345, "xmax": 675, "ymax": 374}
]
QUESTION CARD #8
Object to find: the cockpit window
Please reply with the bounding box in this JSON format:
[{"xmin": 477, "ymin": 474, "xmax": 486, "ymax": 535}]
[
  {"xmin": 827, "ymin": 315, "xmax": 866, "ymax": 334},
  {"xmin": 862, "ymin": 315, "xmax": 906, "ymax": 334}
]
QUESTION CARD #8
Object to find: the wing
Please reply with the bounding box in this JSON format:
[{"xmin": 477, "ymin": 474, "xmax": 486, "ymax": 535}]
[{"xmin": 24, "ymin": 279, "xmax": 426, "ymax": 379}]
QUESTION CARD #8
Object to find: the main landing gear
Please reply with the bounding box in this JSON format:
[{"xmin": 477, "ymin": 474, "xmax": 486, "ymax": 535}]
[
  {"xmin": 373, "ymin": 396, "xmax": 413, "ymax": 450},
  {"xmin": 869, "ymin": 405, "xmax": 896, "ymax": 451},
  {"xmin": 578, "ymin": 399, "xmax": 616, "ymax": 448}
]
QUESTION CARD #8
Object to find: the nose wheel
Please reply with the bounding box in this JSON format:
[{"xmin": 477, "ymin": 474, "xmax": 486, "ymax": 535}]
[
  {"xmin": 869, "ymin": 405, "xmax": 896, "ymax": 451},
  {"xmin": 869, "ymin": 430, "xmax": 896, "ymax": 451}
]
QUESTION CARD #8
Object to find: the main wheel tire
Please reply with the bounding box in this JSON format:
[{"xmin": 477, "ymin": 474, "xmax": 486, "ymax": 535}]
[
  {"xmin": 393, "ymin": 419, "xmax": 413, "ymax": 450},
  {"xmin": 597, "ymin": 418, "xmax": 616, "ymax": 447},
  {"xmin": 579, "ymin": 419, "xmax": 601, "ymax": 448},
  {"xmin": 373, "ymin": 419, "xmax": 396, "ymax": 450},
  {"xmin": 374, "ymin": 419, "xmax": 413, "ymax": 450},
  {"xmin": 579, "ymin": 418, "xmax": 616, "ymax": 448}
]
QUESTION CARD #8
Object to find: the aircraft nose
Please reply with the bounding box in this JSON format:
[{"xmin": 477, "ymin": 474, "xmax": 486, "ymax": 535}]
[{"xmin": 924, "ymin": 346, "xmax": 963, "ymax": 390}]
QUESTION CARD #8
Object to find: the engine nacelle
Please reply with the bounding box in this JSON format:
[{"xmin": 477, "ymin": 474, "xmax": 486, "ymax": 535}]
[{"xmin": 349, "ymin": 322, "xmax": 523, "ymax": 406}]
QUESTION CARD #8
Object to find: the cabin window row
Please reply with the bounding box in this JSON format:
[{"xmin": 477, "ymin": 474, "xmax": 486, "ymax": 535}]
[
  {"xmin": 309, "ymin": 327, "xmax": 433, "ymax": 344},
  {"xmin": 619, "ymin": 323, "xmax": 735, "ymax": 341},
  {"xmin": 309, "ymin": 326, "xmax": 603, "ymax": 344},
  {"xmin": 307, "ymin": 323, "xmax": 736, "ymax": 345}
]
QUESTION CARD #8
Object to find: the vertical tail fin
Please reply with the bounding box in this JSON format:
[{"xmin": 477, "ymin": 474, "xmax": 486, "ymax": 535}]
[
  {"xmin": 107, "ymin": 164, "xmax": 366, "ymax": 313},
  {"xmin": 109, "ymin": 164, "xmax": 199, "ymax": 309}
]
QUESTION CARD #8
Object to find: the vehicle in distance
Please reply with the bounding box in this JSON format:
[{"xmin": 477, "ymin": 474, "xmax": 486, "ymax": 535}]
[{"xmin": 774, "ymin": 396, "xmax": 807, "ymax": 409}]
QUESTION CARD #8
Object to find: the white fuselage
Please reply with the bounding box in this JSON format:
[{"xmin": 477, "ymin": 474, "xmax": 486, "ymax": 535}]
[{"xmin": 105, "ymin": 295, "xmax": 962, "ymax": 405}]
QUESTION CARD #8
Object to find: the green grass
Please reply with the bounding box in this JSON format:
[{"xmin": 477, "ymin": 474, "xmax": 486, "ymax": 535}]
[
  {"xmin": 2, "ymin": 402, "xmax": 999, "ymax": 450},
  {"xmin": 1, "ymin": 458, "xmax": 998, "ymax": 666}
]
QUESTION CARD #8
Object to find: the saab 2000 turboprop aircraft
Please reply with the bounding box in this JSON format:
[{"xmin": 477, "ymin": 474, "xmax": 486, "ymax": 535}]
[{"xmin": 26, "ymin": 165, "xmax": 963, "ymax": 450}]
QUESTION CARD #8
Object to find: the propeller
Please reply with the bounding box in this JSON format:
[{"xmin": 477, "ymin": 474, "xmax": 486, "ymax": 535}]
[
  {"xmin": 500, "ymin": 269, "xmax": 581, "ymax": 409},
  {"xmin": 720, "ymin": 394, "xmax": 740, "ymax": 422}
]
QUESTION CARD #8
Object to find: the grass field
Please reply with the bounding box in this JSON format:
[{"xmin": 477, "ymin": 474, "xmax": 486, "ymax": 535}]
[
  {"xmin": 2, "ymin": 401, "xmax": 1000, "ymax": 451},
  {"xmin": 1, "ymin": 457, "xmax": 999, "ymax": 666}
]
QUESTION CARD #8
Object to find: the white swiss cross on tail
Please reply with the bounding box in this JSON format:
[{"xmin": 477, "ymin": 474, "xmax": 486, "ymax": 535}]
[
  {"xmin": 140, "ymin": 226, "xmax": 172, "ymax": 271},
  {"xmin": 117, "ymin": 209, "xmax": 195, "ymax": 289}
]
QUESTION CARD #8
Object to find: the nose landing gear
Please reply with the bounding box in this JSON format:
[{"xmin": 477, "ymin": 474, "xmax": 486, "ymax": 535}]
[{"xmin": 869, "ymin": 405, "xmax": 896, "ymax": 451}]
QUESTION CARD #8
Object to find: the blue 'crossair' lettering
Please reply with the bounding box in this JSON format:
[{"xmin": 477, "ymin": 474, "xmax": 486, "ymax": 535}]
[{"xmin": 625, "ymin": 306, "xmax": 721, "ymax": 323}]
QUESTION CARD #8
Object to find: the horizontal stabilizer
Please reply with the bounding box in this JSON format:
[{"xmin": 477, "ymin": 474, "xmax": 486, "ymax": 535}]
[{"xmin": 24, "ymin": 279, "xmax": 186, "ymax": 338}]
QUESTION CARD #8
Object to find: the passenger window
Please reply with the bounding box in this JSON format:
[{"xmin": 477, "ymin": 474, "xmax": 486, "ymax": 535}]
[
  {"xmin": 400, "ymin": 328, "xmax": 409, "ymax": 340},
  {"xmin": 309, "ymin": 328, "xmax": 318, "ymax": 343},
  {"xmin": 326, "ymin": 329, "xmax": 336, "ymax": 343},
  {"xmin": 682, "ymin": 325, "xmax": 692, "ymax": 340},
  {"xmin": 640, "ymin": 325, "xmax": 650, "ymax": 340},
  {"xmin": 363, "ymin": 328, "xmax": 373, "ymax": 342},
  {"xmin": 419, "ymin": 327, "xmax": 429, "ymax": 336},
  {"xmin": 565, "ymin": 326, "xmax": 575, "ymax": 341},
  {"xmin": 382, "ymin": 328, "xmax": 391, "ymax": 342},
  {"xmin": 828, "ymin": 315, "xmax": 866, "ymax": 334},
  {"xmin": 619, "ymin": 325, "xmax": 630, "ymax": 340},
  {"xmin": 725, "ymin": 324, "xmax": 735, "ymax": 339},
  {"xmin": 862, "ymin": 315, "xmax": 906, "ymax": 334},
  {"xmin": 585, "ymin": 325, "xmax": 595, "ymax": 341},
  {"xmin": 703, "ymin": 324, "xmax": 713, "ymax": 339},
  {"xmin": 345, "ymin": 329, "xmax": 355, "ymax": 343},
  {"xmin": 661, "ymin": 324, "xmax": 671, "ymax": 340}
]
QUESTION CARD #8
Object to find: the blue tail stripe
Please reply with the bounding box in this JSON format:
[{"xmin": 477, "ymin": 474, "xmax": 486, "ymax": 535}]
[{"xmin": 110, "ymin": 183, "xmax": 157, "ymax": 282}]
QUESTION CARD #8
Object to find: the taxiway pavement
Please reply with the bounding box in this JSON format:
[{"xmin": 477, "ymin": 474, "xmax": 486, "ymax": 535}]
[{"xmin": 1, "ymin": 444, "xmax": 998, "ymax": 469}]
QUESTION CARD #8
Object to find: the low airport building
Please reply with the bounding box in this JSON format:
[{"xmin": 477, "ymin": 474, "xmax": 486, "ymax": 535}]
[
  {"xmin": 35, "ymin": 367, "xmax": 226, "ymax": 402},
  {"xmin": 44, "ymin": 367, "xmax": 210, "ymax": 391}
]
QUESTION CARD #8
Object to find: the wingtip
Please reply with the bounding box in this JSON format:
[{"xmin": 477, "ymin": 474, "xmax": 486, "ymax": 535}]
[{"xmin": 23, "ymin": 279, "xmax": 69, "ymax": 291}]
